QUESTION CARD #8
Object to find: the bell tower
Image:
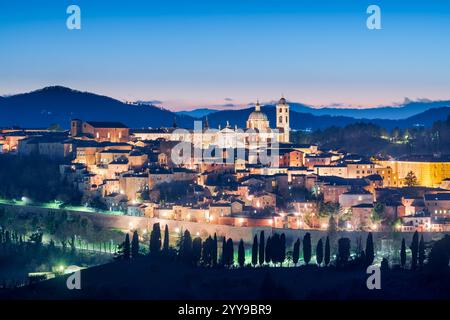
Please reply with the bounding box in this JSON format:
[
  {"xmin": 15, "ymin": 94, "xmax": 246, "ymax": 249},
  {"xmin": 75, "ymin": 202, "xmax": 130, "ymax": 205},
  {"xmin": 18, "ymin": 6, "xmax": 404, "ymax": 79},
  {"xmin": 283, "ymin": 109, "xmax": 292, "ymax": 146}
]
[{"xmin": 276, "ymin": 96, "xmax": 290, "ymax": 143}]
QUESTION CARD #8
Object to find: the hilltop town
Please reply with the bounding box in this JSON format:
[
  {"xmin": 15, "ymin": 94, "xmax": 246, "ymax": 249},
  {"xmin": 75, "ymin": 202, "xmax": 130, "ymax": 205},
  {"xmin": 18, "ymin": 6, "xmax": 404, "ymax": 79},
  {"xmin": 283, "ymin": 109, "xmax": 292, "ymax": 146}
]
[{"xmin": 1, "ymin": 97, "xmax": 450, "ymax": 234}]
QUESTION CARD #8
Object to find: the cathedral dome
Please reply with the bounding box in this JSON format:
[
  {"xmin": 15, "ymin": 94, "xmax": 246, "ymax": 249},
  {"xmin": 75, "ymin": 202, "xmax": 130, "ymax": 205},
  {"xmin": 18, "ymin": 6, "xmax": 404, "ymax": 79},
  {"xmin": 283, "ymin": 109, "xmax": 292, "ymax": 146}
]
[
  {"xmin": 248, "ymin": 101, "xmax": 268, "ymax": 121},
  {"xmin": 248, "ymin": 110, "xmax": 268, "ymax": 121},
  {"xmin": 278, "ymin": 97, "xmax": 287, "ymax": 104}
]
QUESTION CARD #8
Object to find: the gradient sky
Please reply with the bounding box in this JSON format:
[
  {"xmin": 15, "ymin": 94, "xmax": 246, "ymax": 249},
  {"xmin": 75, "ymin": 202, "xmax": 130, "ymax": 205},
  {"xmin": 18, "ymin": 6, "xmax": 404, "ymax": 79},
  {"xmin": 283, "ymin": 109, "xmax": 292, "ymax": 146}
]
[{"xmin": 1, "ymin": 0, "xmax": 450, "ymax": 110}]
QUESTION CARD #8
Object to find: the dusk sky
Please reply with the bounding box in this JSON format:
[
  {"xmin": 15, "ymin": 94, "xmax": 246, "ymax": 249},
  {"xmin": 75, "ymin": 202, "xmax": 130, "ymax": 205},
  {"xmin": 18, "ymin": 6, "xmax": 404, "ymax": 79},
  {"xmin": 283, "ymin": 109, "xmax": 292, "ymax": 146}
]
[{"xmin": 1, "ymin": 0, "xmax": 450, "ymax": 110}]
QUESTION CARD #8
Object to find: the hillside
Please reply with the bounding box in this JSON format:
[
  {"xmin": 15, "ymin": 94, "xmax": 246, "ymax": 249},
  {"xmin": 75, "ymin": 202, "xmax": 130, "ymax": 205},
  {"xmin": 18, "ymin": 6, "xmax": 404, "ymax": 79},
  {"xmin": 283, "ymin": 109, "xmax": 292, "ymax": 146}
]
[{"xmin": 0, "ymin": 86, "xmax": 195, "ymax": 129}]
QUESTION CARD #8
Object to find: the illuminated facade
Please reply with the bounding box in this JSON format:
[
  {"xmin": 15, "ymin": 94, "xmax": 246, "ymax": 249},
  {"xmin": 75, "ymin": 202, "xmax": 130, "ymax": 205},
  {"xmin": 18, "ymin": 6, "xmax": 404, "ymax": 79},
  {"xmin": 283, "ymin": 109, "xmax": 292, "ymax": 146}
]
[{"xmin": 377, "ymin": 159, "xmax": 450, "ymax": 187}]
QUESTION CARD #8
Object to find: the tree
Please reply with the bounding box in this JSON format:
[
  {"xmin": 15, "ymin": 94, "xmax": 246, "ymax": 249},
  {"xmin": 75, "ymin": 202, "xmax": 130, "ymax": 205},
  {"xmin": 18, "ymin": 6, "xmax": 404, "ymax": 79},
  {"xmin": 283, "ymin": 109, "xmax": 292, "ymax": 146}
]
[
  {"xmin": 280, "ymin": 234, "xmax": 286, "ymax": 266},
  {"xmin": 324, "ymin": 236, "xmax": 331, "ymax": 266},
  {"xmin": 180, "ymin": 230, "xmax": 193, "ymax": 264},
  {"xmin": 149, "ymin": 223, "xmax": 161, "ymax": 255},
  {"xmin": 410, "ymin": 231, "xmax": 419, "ymax": 270},
  {"xmin": 292, "ymin": 238, "xmax": 300, "ymax": 266},
  {"xmin": 381, "ymin": 257, "xmax": 389, "ymax": 272},
  {"xmin": 337, "ymin": 238, "xmax": 351, "ymax": 267},
  {"xmin": 212, "ymin": 233, "xmax": 218, "ymax": 267},
  {"xmin": 303, "ymin": 233, "xmax": 312, "ymax": 265},
  {"xmin": 365, "ymin": 232, "xmax": 374, "ymax": 266},
  {"xmin": 328, "ymin": 215, "xmax": 337, "ymax": 235},
  {"xmin": 192, "ymin": 237, "xmax": 202, "ymax": 266},
  {"xmin": 117, "ymin": 233, "xmax": 130, "ymax": 260},
  {"xmin": 316, "ymin": 239, "xmax": 323, "ymax": 266},
  {"xmin": 226, "ymin": 238, "xmax": 234, "ymax": 267},
  {"xmin": 371, "ymin": 203, "xmax": 384, "ymax": 223},
  {"xmin": 271, "ymin": 233, "xmax": 280, "ymax": 265},
  {"xmin": 419, "ymin": 235, "xmax": 426, "ymax": 267},
  {"xmin": 258, "ymin": 231, "xmax": 265, "ymax": 266},
  {"xmin": 202, "ymin": 236, "xmax": 213, "ymax": 266},
  {"xmin": 221, "ymin": 237, "xmax": 227, "ymax": 266},
  {"xmin": 131, "ymin": 230, "xmax": 139, "ymax": 259},
  {"xmin": 251, "ymin": 235, "xmax": 258, "ymax": 267},
  {"xmin": 265, "ymin": 236, "xmax": 272, "ymax": 264},
  {"xmin": 400, "ymin": 238, "xmax": 406, "ymax": 268},
  {"xmin": 162, "ymin": 224, "xmax": 169, "ymax": 253},
  {"xmin": 427, "ymin": 235, "xmax": 450, "ymax": 273},
  {"xmin": 404, "ymin": 171, "xmax": 418, "ymax": 187},
  {"xmin": 238, "ymin": 239, "xmax": 245, "ymax": 267}
]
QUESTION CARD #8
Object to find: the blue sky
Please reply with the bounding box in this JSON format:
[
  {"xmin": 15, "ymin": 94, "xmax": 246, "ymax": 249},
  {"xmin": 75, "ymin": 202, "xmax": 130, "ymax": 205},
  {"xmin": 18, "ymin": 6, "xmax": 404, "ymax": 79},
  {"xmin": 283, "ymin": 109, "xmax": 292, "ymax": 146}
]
[{"xmin": 1, "ymin": 0, "xmax": 449, "ymax": 110}]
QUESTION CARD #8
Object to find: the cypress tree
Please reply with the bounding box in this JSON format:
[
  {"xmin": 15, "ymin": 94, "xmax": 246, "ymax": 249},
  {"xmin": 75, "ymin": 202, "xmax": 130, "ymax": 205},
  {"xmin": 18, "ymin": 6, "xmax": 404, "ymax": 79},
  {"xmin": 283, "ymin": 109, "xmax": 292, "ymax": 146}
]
[
  {"xmin": 192, "ymin": 237, "xmax": 202, "ymax": 266},
  {"xmin": 226, "ymin": 238, "xmax": 234, "ymax": 267},
  {"xmin": 303, "ymin": 233, "xmax": 312, "ymax": 265},
  {"xmin": 410, "ymin": 231, "xmax": 419, "ymax": 270},
  {"xmin": 122, "ymin": 233, "xmax": 130, "ymax": 260},
  {"xmin": 131, "ymin": 230, "xmax": 139, "ymax": 258},
  {"xmin": 212, "ymin": 233, "xmax": 218, "ymax": 267},
  {"xmin": 265, "ymin": 236, "xmax": 272, "ymax": 264},
  {"xmin": 280, "ymin": 233, "xmax": 286, "ymax": 266},
  {"xmin": 162, "ymin": 224, "xmax": 169, "ymax": 253},
  {"xmin": 238, "ymin": 239, "xmax": 245, "ymax": 267},
  {"xmin": 271, "ymin": 233, "xmax": 280, "ymax": 265},
  {"xmin": 180, "ymin": 230, "xmax": 193, "ymax": 263},
  {"xmin": 400, "ymin": 238, "xmax": 406, "ymax": 268},
  {"xmin": 149, "ymin": 223, "xmax": 161, "ymax": 255},
  {"xmin": 316, "ymin": 238, "xmax": 323, "ymax": 266},
  {"xmin": 258, "ymin": 231, "xmax": 265, "ymax": 266},
  {"xmin": 221, "ymin": 237, "xmax": 227, "ymax": 266},
  {"xmin": 324, "ymin": 236, "xmax": 331, "ymax": 266},
  {"xmin": 419, "ymin": 235, "xmax": 426, "ymax": 267},
  {"xmin": 365, "ymin": 232, "xmax": 374, "ymax": 266},
  {"xmin": 251, "ymin": 235, "xmax": 258, "ymax": 267},
  {"xmin": 337, "ymin": 237, "xmax": 351, "ymax": 267},
  {"xmin": 292, "ymin": 238, "xmax": 300, "ymax": 266},
  {"xmin": 202, "ymin": 236, "xmax": 213, "ymax": 266}
]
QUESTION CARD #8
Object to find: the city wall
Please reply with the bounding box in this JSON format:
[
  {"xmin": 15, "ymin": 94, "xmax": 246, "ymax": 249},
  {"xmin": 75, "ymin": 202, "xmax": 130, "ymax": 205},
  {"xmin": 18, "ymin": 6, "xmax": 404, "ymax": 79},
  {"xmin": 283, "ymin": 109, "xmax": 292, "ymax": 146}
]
[{"xmin": 1, "ymin": 203, "xmax": 447, "ymax": 249}]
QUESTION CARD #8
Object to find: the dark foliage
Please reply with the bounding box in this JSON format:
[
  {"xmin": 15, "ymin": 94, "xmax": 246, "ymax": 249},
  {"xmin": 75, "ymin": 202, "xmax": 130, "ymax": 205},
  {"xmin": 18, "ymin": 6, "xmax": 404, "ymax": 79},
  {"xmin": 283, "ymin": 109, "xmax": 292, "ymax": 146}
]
[{"xmin": 303, "ymin": 233, "xmax": 312, "ymax": 265}]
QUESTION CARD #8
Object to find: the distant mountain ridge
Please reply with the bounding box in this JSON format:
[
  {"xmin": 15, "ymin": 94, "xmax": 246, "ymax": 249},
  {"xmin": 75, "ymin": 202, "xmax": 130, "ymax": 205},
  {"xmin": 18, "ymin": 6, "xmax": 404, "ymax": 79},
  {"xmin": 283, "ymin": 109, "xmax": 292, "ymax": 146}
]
[
  {"xmin": 1, "ymin": 86, "xmax": 450, "ymax": 130},
  {"xmin": 0, "ymin": 86, "xmax": 195, "ymax": 129},
  {"xmin": 203, "ymin": 105, "xmax": 450, "ymax": 131},
  {"xmin": 176, "ymin": 108, "xmax": 218, "ymax": 118},
  {"xmin": 182, "ymin": 99, "xmax": 450, "ymax": 120},
  {"xmin": 288, "ymin": 100, "xmax": 450, "ymax": 120}
]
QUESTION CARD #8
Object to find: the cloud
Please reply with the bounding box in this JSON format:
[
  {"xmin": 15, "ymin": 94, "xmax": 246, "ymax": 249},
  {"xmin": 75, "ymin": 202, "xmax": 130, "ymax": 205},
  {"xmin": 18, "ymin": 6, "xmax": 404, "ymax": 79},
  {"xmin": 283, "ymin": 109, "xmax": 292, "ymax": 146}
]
[{"xmin": 224, "ymin": 98, "xmax": 234, "ymax": 102}]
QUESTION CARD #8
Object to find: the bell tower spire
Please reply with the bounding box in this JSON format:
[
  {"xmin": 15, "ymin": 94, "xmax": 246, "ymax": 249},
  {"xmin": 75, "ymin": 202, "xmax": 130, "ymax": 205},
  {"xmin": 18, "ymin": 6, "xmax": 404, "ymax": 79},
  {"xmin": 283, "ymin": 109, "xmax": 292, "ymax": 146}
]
[{"xmin": 276, "ymin": 96, "xmax": 290, "ymax": 143}]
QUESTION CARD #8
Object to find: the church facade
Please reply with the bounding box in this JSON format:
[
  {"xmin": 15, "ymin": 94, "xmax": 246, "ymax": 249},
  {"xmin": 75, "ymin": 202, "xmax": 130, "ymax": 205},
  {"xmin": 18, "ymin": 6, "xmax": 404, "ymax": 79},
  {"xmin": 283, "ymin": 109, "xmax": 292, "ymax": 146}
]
[{"xmin": 132, "ymin": 96, "xmax": 291, "ymax": 148}]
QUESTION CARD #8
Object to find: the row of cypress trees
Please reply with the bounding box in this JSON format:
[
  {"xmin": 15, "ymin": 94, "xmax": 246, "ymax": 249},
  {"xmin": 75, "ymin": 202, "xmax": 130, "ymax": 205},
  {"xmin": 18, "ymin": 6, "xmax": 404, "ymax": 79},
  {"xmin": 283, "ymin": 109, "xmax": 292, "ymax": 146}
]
[
  {"xmin": 119, "ymin": 224, "xmax": 435, "ymax": 269},
  {"xmin": 117, "ymin": 224, "xmax": 377, "ymax": 268}
]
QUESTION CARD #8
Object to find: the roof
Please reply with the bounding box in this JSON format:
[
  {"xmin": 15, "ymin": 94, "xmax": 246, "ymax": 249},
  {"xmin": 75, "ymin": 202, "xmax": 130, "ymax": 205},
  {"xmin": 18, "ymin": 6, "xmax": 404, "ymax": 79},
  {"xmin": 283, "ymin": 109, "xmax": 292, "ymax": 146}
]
[
  {"xmin": 352, "ymin": 203, "xmax": 374, "ymax": 208},
  {"xmin": 424, "ymin": 193, "xmax": 450, "ymax": 201},
  {"xmin": 85, "ymin": 121, "xmax": 128, "ymax": 129}
]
